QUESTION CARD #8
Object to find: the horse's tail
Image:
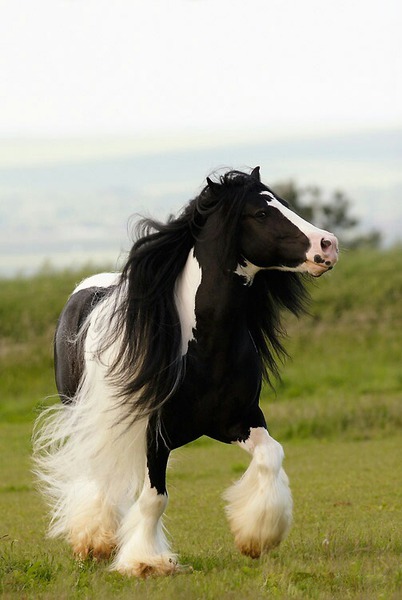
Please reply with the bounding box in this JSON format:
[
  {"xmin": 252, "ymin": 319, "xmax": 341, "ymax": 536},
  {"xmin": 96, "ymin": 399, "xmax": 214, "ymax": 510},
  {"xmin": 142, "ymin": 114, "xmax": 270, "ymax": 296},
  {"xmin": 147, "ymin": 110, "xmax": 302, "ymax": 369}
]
[{"xmin": 32, "ymin": 296, "xmax": 149, "ymax": 541}]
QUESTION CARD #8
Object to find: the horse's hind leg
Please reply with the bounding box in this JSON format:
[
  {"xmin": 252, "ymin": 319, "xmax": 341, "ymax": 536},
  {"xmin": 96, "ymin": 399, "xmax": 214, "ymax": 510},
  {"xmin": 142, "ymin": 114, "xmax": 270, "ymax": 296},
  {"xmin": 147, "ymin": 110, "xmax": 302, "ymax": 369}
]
[
  {"xmin": 112, "ymin": 430, "xmax": 181, "ymax": 578},
  {"xmin": 224, "ymin": 426, "xmax": 292, "ymax": 558},
  {"xmin": 33, "ymin": 374, "xmax": 141, "ymax": 563},
  {"xmin": 65, "ymin": 479, "xmax": 118, "ymax": 560}
]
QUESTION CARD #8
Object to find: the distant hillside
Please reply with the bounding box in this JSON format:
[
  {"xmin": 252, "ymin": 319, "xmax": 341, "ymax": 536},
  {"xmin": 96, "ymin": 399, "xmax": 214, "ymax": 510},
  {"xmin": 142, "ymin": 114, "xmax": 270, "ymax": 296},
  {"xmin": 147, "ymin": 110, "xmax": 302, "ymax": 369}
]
[{"xmin": 1, "ymin": 128, "xmax": 401, "ymax": 276}]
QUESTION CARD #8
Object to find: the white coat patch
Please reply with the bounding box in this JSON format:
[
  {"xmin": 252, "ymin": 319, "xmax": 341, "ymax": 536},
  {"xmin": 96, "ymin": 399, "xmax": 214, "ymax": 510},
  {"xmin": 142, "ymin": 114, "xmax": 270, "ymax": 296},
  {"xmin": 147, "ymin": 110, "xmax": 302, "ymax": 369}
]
[
  {"xmin": 73, "ymin": 272, "xmax": 121, "ymax": 295},
  {"xmin": 174, "ymin": 250, "xmax": 202, "ymax": 355}
]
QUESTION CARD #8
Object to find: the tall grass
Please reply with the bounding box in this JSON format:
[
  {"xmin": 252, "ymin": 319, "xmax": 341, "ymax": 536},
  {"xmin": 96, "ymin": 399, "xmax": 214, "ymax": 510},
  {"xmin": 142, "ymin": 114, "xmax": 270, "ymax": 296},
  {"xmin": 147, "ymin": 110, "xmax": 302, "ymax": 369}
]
[{"xmin": 0, "ymin": 266, "xmax": 95, "ymax": 421}]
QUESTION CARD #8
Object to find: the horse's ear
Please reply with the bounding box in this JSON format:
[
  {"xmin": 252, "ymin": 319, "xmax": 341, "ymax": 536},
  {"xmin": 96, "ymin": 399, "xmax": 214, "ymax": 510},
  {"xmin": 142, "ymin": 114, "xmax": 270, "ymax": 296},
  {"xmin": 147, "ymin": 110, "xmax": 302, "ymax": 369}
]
[
  {"xmin": 206, "ymin": 176, "xmax": 220, "ymax": 194},
  {"xmin": 250, "ymin": 166, "xmax": 261, "ymax": 181}
]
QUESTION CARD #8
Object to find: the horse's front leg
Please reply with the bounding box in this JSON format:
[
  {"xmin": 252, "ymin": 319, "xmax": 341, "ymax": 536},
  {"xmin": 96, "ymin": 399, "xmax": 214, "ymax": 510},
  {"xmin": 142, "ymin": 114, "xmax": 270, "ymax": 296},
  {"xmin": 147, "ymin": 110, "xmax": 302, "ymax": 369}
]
[
  {"xmin": 112, "ymin": 429, "xmax": 179, "ymax": 578},
  {"xmin": 224, "ymin": 426, "xmax": 292, "ymax": 558}
]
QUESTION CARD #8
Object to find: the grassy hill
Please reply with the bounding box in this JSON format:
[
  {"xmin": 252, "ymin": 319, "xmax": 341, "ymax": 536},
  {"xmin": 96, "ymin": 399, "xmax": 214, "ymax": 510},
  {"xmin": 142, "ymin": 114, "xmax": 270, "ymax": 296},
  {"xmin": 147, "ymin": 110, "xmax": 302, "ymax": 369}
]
[
  {"xmin": 1, "ymin": 247, "xmax": 401, "ymax": 438},
  {"xmin": 0, "ymin": 248, "xmax": 401, "ymax": 598}
]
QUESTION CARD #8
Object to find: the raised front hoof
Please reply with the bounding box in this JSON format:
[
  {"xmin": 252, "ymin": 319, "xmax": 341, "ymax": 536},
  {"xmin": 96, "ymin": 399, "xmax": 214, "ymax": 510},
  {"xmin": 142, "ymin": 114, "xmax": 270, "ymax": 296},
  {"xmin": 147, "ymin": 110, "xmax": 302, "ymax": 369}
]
[{"xmin": 115, "ymin": 556, "xmax": 192, "ymax": 579}]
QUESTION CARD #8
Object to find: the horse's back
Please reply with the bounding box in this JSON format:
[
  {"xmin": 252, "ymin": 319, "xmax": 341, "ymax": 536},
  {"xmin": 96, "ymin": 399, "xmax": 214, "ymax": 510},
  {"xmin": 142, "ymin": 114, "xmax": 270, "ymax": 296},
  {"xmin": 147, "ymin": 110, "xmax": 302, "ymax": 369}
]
[{"xmin": 55, "ymin": 273, "xmax": 120, "ymax": 403}]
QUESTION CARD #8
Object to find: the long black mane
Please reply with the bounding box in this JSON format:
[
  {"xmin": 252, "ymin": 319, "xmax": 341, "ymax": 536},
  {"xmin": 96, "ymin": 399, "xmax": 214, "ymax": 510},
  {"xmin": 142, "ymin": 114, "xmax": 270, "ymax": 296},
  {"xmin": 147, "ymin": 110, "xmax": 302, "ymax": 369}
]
[{"xmin": 107, "ymin": 169, "xmax": 309, "ymax": 418}]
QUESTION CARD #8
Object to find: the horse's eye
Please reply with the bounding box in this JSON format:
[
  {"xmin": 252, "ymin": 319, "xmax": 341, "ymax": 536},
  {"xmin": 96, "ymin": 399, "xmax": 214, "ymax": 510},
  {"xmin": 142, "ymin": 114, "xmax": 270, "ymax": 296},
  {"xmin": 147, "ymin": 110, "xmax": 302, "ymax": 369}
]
[{"xmin": 255, "ymin": 210, "xmax": 268, "ymax": 219}]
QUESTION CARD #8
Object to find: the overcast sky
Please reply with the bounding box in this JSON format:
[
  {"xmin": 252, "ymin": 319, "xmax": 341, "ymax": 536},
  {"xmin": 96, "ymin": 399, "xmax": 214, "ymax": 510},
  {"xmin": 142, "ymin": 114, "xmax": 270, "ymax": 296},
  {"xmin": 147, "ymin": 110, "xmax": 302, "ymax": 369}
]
[{"xmin": 1, "ymin": 0, "xmax": 401, "ymax": 143}]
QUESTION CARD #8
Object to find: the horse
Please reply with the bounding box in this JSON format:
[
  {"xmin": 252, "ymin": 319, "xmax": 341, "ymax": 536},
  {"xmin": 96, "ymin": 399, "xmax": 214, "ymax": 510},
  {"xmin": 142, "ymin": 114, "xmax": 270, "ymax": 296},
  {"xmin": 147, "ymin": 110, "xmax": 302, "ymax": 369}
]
[{"xmin": 33, "ymin": 166, "xmax": 339, "ymax": 577}]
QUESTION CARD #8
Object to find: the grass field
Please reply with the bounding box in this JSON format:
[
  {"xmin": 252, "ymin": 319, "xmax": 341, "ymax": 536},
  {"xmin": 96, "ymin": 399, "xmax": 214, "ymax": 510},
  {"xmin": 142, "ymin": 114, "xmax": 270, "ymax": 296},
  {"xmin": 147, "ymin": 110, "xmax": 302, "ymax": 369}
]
[{"xmin": 1, "ymin": 248, "xmax": 401, "ymax": 598}]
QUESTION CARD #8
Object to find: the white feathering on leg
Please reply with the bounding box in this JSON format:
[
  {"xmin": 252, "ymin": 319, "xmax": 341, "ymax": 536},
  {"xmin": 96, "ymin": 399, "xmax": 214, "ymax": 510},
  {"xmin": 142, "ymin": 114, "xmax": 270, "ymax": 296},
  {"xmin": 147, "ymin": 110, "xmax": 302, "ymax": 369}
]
[
  {"xmin": 32, "ymin": 297, "xmax": 148, "ymax": 558},
  {"xmin": 33, "ymin": 294, "xmax": 180, "ymax": 573},
  {"xmin": 223, "ymin": 428, "xmax": 292, "ymax": 558},
  {"xmin": 112, "ymin": 478, "xmax": 178, "ymax": 578}
]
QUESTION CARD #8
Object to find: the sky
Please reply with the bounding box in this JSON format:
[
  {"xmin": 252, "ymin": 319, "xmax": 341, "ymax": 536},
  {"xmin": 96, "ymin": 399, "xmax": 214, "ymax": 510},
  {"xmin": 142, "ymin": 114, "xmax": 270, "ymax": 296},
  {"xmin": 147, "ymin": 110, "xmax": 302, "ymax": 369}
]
[
  {"xmin": 0, "ymin": 0, "xmax": 401, "ymax": 145},
  {"xmin": 1, "ymin": 0, "xmax": 401, "ymax": 276}
]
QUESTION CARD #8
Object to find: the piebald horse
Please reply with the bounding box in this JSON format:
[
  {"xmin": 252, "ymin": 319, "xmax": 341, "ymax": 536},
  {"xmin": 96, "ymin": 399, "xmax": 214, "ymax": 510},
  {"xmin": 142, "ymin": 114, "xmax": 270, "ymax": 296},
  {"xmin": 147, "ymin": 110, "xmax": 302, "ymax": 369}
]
[{"xmin": 33, "ymin": 167, "xmax": 338, "ymax": 577}]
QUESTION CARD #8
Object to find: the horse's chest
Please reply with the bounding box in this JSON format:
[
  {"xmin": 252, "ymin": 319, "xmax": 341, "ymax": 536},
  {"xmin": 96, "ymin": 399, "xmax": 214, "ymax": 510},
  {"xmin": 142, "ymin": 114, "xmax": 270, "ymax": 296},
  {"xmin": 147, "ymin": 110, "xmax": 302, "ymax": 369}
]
[
  {"xmin": 162, "ymin": 355, "xmax": 262, "ymax": 448},
  {"xmin": 185, "ymin": 338, "xmax": 260, "ymax": 411},
  {"xmin": 160, "ymin": 328, "xmax": 262, "ymax": 447}
]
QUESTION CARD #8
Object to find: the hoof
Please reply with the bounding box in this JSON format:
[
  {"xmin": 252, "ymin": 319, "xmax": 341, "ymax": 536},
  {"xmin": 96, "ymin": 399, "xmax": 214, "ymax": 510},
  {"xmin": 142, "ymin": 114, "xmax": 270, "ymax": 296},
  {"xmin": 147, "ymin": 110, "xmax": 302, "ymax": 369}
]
[
  {"xmin": 70, "ymin": 523, "xmax": 117, "ymax": 562},
  {"xmin": 115, "ymin": 556, "xmax": 192, "ymax": 578},
  {"xmin": 236, "ymin": 537, "xmax": 280, "ymax": 559},
  {"xmin": 73, "ymin": 541, "xmax": 116, "ymax": 561}
]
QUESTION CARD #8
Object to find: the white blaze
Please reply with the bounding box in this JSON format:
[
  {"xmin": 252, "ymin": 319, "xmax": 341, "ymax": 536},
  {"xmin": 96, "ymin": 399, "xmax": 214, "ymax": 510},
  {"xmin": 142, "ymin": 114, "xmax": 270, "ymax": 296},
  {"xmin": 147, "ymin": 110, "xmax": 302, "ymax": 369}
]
[{"xmin": 260, "ymin": 191, "xmax": 330, "ymax": 239}]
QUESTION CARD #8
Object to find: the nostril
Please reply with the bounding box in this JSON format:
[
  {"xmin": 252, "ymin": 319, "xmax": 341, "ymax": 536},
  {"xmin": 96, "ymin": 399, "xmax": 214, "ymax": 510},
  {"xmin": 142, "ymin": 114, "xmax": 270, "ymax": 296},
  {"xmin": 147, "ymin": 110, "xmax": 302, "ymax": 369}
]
[
  {"xmin": 321, "ymin": 238, "xmax": 332, "ymax": 250},
  {"xmin": 314, "ymin": 254, "xmax": 325, "ymax": 264}
]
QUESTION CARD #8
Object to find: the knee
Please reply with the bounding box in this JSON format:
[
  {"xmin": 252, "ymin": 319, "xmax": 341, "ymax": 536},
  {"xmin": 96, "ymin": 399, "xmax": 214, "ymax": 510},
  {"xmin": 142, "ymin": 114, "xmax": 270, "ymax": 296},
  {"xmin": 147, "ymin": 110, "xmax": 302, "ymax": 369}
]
[
  {"xmin": 253, "ymin": 437, "xmax": 284, "ymax": 474},
  {"xmin": 138, "ymin": 489, "xmax": 168, "ymax": 519}
]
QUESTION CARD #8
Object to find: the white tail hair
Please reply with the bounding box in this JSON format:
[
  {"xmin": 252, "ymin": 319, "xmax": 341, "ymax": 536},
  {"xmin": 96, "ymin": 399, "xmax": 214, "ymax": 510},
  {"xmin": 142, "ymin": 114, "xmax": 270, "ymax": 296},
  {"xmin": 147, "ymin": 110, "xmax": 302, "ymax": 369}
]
[{"xmin": 32, "ymin": 297, "xmax": 149, "ymax": 554}]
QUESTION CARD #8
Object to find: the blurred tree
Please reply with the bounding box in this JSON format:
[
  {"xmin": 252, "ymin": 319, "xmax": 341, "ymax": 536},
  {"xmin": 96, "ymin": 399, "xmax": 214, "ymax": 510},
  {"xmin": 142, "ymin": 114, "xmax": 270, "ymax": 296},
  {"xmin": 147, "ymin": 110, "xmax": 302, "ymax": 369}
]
[{"xmin": 274, "ymin": 181, "xmax": 381, "ymax": 249}]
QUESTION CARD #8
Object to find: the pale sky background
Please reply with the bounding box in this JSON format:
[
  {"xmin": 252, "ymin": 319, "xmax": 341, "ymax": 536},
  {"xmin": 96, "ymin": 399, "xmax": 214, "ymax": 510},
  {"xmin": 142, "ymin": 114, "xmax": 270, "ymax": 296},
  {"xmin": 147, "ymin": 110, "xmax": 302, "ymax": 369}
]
[
  {"xmin": 0, "ymin": 0, "xmax": 401, "ymax": 144},
  {"xmin": 0, "ymin": 0, "xmax": 401, "ymax": 275}
]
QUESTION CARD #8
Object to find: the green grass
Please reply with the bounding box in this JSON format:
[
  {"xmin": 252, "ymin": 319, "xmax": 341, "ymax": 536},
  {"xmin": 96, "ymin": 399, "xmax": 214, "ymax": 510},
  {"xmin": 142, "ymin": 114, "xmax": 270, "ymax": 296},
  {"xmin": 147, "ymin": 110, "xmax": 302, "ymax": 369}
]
[
  {"xmin": 0, "ymin": 248, "xmax": 401, "ymax": 598},
  {"xmin": 0, "ymin": 424, "xmax": 401, "ymax": 599}
]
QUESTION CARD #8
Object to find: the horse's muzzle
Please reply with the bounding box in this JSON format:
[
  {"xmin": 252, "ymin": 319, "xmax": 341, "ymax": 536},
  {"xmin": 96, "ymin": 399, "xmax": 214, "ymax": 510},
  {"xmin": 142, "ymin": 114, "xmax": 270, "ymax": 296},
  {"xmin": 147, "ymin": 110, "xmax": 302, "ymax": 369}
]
[{"xmin": 305, "ymin": 233, "xmax": 339, "ymax": 277}]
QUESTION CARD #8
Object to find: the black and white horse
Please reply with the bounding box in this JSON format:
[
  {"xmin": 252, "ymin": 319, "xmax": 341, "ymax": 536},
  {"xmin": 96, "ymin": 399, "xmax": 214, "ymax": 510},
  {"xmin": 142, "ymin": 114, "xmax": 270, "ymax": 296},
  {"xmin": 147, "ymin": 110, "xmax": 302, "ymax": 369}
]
[{"xmin": 33, "ymin": 167, "xmax": 338, "ymax": 577}]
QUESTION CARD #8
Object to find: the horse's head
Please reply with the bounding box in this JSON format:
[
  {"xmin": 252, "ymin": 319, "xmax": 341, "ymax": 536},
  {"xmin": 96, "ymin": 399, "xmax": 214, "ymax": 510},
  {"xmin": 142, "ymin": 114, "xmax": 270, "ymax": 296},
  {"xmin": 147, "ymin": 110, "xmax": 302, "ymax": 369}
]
[{"xmin": 237, "ymin": 167, "xmax": 339, "ymax": 280}]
